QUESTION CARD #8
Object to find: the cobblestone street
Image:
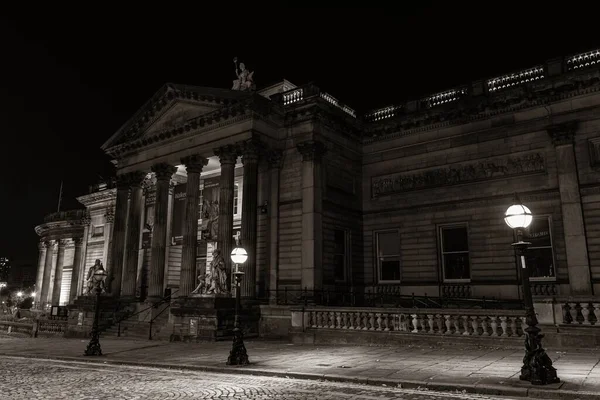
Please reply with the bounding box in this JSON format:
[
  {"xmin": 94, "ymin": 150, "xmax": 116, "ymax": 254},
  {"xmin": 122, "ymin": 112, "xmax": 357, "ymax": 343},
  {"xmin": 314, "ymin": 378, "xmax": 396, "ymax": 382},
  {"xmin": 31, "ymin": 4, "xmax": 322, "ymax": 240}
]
[{"xmin": 1, "ymin": 356, "xmax": 519, "ymax": 400}]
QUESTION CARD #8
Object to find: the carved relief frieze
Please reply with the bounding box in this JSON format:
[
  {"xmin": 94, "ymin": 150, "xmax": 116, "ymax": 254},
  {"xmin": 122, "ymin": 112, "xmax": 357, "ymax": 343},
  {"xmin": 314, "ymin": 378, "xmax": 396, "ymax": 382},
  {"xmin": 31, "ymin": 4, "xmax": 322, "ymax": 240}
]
[{"xmin": 371, "ymin": 152, "xmax": 546, "ymax": 198}]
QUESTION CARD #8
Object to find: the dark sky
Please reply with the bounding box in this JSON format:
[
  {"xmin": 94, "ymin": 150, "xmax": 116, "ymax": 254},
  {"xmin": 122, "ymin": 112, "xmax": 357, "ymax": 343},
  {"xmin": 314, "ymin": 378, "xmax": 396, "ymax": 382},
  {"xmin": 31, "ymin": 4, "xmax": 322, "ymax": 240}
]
[{"xmin": 1, "ymin": 4, "xmax": 597, "ymax": 267}]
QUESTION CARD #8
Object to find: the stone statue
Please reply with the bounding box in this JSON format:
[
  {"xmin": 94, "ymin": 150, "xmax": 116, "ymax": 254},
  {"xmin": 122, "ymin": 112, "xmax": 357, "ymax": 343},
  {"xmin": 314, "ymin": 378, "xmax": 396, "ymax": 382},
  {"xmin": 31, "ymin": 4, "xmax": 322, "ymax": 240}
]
[
  {"xmin": 202, "ymin": 200, "xmax": 219, "ymax": 240},
  {"xmin": 232, "ymin": 57, "xmax": 255, "ymax": 91},
  {"xmin": 191, "ymin": 249, "xmax": 227, "ymax": 295},
  {"xmin": 85, "ymin": 259, "xmax": 106, "ymax": 294}
]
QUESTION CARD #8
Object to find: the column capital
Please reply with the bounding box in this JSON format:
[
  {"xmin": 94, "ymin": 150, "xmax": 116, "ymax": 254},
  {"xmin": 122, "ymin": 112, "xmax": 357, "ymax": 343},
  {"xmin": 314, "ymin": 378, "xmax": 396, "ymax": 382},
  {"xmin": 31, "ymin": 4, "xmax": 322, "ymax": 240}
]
[
  {"xmin": 297, "ymin": 140, "xmax": 327, "ymax": 162},
  {"xmin": 81, "ymin": 211, "xmax": 91, "ymax": 226},
  {"xmin": 181, "ymin": 154, "xmax": 209, "ymax": 174},
  {"xmin": 73, "ymin": 236, "xmax": 84, "ymax": 247},
  {"xmin": 125, "ymin": 171, "xmax": 148, "ymax": 188},
  {"xmin": 38, "ymin": 241, "xmax": 46, "ymax": 251},
  {"xmin": 214, "ymin": 144, "xmax": 239, "ymax": 165},
  {"xmin": 240, "ymin": 138, "xmax": 263, "ymax": 165},
  {"xmin": 57, "ymin": 239, "xmax": 69, "ymax": 248},
  {"xmin": 151, "ymin": 163, "xmax": 177, "ymax": 181},
  {"xmin": 268, "ymin": 150, "xmax": 284, "ymax": 169},
  {"xmin": 548, "ymin": 120, "xmax": 578, "ymax": 146},
  {"xmin": 105, "ymin": 207, "xmax": 115, "ymax": 223},
  {"xmin": 115, "ymin": 174, "xmax": 131, "ymax": 190},
  {"xmin": 43, "ymin": 240, "xmax": 55, "ymax": 250}
]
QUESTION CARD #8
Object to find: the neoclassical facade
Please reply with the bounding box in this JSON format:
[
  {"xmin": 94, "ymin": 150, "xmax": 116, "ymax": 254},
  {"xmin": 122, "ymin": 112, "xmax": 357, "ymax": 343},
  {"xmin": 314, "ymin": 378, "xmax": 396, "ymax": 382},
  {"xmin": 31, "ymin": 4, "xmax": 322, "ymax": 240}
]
[{"xmin": 35, "ymin": 49, "xmax": 600, "ymax": 316}]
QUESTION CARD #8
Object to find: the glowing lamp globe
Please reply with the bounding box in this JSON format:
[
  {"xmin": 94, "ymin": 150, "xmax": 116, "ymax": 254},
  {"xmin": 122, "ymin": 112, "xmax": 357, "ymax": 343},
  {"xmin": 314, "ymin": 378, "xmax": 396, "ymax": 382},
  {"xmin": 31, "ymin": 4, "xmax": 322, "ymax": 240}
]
[
  {"xmin": 504, "ymin": 203, "xmax": 533, "ymax": 229},
  {"xmin": 231, "ymin": 247, "xmax": 248, "ymax": 265},
  {"xmin": 17, "ymin": 291, "xmax": 23, "ymax": 297}
]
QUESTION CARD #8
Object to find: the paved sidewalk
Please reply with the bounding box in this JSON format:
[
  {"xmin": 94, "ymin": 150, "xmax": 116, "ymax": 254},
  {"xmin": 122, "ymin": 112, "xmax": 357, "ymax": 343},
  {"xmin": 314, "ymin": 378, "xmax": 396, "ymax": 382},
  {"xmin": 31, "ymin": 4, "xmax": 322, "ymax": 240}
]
[{"xmin": 1, "ymin": 336, "xmax": 599, "ymax": 399}]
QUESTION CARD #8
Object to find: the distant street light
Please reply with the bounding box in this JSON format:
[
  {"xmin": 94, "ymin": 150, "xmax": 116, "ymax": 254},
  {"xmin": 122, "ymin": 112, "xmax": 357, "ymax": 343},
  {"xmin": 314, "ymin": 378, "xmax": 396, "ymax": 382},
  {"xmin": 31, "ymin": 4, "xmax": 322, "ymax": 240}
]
[
  {"xmin": 504, "ymin": 194, "xmax": 559, "ymax": 385},
  {"xmin": 227, "ymin": 242, "xmax": 249, "ymax": 366},
  {"xmin": 16, "ymin": 292, "xmax": 23, "ymax": 298}
]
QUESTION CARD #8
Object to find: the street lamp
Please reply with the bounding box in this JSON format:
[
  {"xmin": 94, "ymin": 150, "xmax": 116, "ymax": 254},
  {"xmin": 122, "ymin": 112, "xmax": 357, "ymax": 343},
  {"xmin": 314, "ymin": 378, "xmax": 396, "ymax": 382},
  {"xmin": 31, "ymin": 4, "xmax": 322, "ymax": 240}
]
[
  {"xmin": 504, "ymin": 195, "xmax": 559, "ymax": 385},
  {"xmin": 227, "ymin": 243, "xmax": 249, "ymax": 365},
  {"xmin": 84, "ymin": 266, "xmax": 107, "ymax": 356}
]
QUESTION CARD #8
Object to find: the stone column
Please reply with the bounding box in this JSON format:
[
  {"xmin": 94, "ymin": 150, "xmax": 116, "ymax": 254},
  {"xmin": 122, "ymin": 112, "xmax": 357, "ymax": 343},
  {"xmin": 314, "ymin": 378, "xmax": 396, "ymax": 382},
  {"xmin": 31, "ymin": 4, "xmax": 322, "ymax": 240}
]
[
  {"xmin": 548, "ymin": 121, "xmax": 593, "ymax": 295},
  {"xmin": 34, "ymin": 241, "xmax": 47, "ymax": 307},
  {"xmin": 268, "ymin": 150, "xmax": 283, "ymax": 305},
  {"xmin": 107, "ymin": 174, "xmax": 130, "ymax": 296},
  {"xmin": 240, "ymin": 140, "xmax": 261, "ymax": 298},
  {"xmin": 122, "ymin": 171, "xmax": 147, "ymax": 297},
  {"xmin": 215, "ymin": 145, "xmax": 238, "ymax": 293},
  {"xmin": 39, "ymin": 240, "xmax": 55, "ymax": 307},
  {"xmin": 149, "ymin": 163, "xmax": 176, "ymax": 298},
  {"xmin": 68, "ymin": 237, "xmax": 84, "ymax": 303},
  {"xmin": 180, "ymin": 155, "xmax": 208, "ymax": 296},
  {"xmin": 297, "ymin": 141, "xmax": 327, "ymax": 292},
  {"xmin": 77, "ymin": 213, "xmax": 91, "ymax": 297},
  {"xmin": 51, "ymin": 239, "xmax": 68, "ymax": 306}
]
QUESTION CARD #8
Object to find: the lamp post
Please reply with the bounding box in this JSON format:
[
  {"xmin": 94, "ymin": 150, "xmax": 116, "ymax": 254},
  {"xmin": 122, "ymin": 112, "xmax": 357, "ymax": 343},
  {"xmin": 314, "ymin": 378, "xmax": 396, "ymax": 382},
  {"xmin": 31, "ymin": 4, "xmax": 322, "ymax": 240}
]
[
  {"xmin": 504, "ymin": 195, "xmax": 559, "ymax": 385},
  {"xmin": 227, "ymin": 243, "xmax": 249, "ymax": 365},
  {"xmin": 84, "ymin": 266, "xmax": 107, "ymax": 356}
]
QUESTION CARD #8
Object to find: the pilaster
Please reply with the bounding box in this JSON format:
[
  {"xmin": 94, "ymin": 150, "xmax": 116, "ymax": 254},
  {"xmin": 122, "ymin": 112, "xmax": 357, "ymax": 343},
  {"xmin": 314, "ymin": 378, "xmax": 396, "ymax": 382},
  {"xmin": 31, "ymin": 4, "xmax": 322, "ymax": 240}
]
[
  {"xmin": 122, "ymin": 171, "xmax": 147, "ymax": 297},
  {"xmin": 34, "ymin": 241, "xmax": 47, "ymax": 307},
  {"xmin": 297, "ymin": 141, "xmax": 327, "ymax": 292},
  {"xmin": 548, "ymin": 121, "xmax": 592, "ymax": 295},
  {"xmin": 215, "ymin": 144, "xmax": 238, "ymax": 293},
  {"xmin": 77, "ymin": 212, "xmax": 91, "ymax": 297},
  {"xmin": 51, "ymin": 239, "xmax": 68, "ymax": 306},
  {"xmin": 180, "ymin": 155, "xmax": 209, "ymax": 296},
  {"xmin": 268, "ymin": 150, "xmax": 283, "ymax": 304},
  {"xmin": 107, "ymin": 174, "xmax": 129, "ymax": 296},
  {"xmin": 240, "ymin": 139, "xmax": 261, "ymax": 298},
  {"xmin": 149, "ymin": 163, "xmax": 176, "ymax": 298},
  {"xmin": 69, "ymin": 236, "xmax": 84, "ymax": 303},
  {"xmin": 39, "ymin": 240, "xmax": 56, "ymax": 308}
]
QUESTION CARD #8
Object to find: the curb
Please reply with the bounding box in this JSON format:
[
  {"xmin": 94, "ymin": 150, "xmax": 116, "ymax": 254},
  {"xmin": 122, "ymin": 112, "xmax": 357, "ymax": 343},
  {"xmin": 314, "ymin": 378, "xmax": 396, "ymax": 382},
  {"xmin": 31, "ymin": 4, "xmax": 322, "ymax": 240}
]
[{"xmin": 2, "ymin": 353, "xmax": 599, "ymax": 400}]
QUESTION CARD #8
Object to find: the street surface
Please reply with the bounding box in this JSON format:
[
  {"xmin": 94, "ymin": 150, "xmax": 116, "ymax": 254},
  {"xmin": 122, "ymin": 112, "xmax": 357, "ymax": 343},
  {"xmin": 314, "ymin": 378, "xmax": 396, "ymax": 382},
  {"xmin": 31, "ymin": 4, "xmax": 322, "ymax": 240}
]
[{"xmin": 0, "ymin": 356, "xmax": 520, "ymax": 399}]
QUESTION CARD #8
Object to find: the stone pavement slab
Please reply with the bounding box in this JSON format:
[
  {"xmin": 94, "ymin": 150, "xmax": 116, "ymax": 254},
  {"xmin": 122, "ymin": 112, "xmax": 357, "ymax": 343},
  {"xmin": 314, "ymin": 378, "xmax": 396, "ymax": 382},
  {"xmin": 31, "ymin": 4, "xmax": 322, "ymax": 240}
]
[{"xmin": 0, "ymin": 336, "xmax": 599, "ymax": 399}]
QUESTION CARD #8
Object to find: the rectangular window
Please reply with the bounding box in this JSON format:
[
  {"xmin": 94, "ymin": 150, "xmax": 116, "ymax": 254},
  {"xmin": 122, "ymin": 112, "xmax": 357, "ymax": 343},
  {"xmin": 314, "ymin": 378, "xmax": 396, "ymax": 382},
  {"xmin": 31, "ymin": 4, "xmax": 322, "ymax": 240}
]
[
  {"xmin": 376, "ymin": 230, "xmax": 401, "ymax": 282},
  {"xmin": 523, "ymin": 217, "xmax": 555, "ymax": 280},
  {"xmin": 233, "ymin": 183, "xmax": 239, "ymax": 215},
  {"xmin": 439, "ymin": 224, "xmax": 471, "ymax": 281},
  {"xmin": 333, "ymin": 229, "xmax": 348, "ymax": 282}
]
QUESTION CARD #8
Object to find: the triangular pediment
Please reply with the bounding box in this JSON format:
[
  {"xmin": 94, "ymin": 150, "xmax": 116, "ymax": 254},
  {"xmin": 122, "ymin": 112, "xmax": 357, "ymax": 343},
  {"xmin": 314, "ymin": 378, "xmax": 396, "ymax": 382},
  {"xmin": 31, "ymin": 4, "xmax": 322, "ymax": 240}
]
[
  {"xmin": 143, "ymin": 101, "xmax": 218, "ymax": 137},
  {"xmin": 102, "ymin": 83, "xmax": 251, "ymax": 150}
]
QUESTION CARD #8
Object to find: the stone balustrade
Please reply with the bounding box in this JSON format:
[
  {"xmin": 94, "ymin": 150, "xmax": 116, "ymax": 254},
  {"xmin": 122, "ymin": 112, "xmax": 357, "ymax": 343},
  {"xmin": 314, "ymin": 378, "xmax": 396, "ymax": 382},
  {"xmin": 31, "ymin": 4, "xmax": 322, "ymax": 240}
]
[
  {"xmin": 295, "ymin": 307, "xmax": 525, "ymax": 337},
  {"xmin": 560, "ymin": 300, "xmax": 600, "ymax": 325}
]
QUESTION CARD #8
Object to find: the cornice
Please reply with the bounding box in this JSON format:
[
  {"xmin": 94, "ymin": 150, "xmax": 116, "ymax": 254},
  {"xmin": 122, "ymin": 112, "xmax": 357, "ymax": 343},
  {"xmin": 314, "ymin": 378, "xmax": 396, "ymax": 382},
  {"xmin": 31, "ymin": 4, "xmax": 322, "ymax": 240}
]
[
  {"xmin": 363, "ymin": 68, "xmax": 600, "ymax": 144},
  {"xmin": 35, "ymin": 220, "xmax": 85, "ymax": 238},
  {"xmin": 77, "ymin": 188, "xmax": 116, "ymax": 207}
]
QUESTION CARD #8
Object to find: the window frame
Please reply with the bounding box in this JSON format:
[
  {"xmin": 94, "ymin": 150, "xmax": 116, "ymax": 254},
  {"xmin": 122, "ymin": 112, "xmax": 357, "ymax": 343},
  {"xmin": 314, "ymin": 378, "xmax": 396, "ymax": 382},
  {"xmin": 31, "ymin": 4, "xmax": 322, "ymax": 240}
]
[
  {"xmin": 522, "ymin": 215, "xmax": 557, "ymax": 282},
  {"xmin": 333, "ymin": 228, "xmax": 351, "ymax": 283},
  {"xmin": 438, "ymin": 222, "xmax": 471, "ymax": 283},
  {"xmin": 375, "ymin": 229, "xmax": 402, "ymax": 284},
  {"xmin": 91, "ymin": 225, "xmax": 105, "ymax": 238}
]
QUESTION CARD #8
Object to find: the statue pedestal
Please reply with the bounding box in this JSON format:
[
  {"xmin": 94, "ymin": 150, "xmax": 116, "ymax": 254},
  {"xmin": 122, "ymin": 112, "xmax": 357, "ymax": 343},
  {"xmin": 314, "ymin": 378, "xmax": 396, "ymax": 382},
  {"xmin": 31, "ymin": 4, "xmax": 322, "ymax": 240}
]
[{"xmin": 169, "ymin": 295, "xmax": 259, "ymax": 342}]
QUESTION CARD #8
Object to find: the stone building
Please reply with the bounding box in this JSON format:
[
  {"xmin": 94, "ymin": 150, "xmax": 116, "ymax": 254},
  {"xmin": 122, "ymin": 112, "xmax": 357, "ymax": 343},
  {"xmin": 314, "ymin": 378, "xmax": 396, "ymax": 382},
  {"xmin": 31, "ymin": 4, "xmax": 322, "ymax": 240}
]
[{"xmin": 34, "ymin": 50, "xmax": 600, "ymax": 341}]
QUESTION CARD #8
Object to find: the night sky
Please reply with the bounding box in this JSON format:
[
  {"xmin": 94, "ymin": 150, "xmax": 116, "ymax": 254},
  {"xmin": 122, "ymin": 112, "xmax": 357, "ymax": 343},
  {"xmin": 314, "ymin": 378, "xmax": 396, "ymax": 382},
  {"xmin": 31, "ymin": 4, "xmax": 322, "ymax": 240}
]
[{"xmin": 1, "ymin": 4, "xmax": 597, "ymax": 267}]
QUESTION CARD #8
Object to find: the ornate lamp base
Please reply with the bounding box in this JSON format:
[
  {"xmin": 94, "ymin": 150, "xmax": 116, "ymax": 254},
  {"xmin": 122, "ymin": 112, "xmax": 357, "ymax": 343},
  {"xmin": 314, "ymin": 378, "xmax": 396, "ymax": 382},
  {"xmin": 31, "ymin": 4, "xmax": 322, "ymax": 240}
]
[
  {"xmin": 519, "ymin": 326, "xmax": 560, "ymax": 385},
  {"xmin": 84, "ymin": 333, "xmax": 103, "ymax": 356},
  {"xmin": 226, "ymin": 328, "xmax": 249, "ymax": 366}
]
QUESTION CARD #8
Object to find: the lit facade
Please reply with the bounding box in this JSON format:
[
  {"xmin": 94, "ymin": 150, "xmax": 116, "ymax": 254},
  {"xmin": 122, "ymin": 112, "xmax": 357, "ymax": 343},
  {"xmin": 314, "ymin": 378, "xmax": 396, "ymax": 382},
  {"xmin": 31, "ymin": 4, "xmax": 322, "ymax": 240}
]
[{"xmin": 34, "ymin": 50, "xmax": 600, "ymax": 316}]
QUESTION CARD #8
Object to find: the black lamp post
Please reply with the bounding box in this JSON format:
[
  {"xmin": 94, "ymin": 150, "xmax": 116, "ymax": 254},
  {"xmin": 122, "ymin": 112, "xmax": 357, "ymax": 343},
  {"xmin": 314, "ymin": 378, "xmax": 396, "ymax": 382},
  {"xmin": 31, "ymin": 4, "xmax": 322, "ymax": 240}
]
[
  {"xmin": 84, "ymin": 267, "xmax": 107, "ymax": 356},
  {"xmin": 504, "ymin": 196, "xmax": 559, "ymax": 385},
  {"xmin": 227, "ymin": 243, "xmax": 249, "ymax": 365}
]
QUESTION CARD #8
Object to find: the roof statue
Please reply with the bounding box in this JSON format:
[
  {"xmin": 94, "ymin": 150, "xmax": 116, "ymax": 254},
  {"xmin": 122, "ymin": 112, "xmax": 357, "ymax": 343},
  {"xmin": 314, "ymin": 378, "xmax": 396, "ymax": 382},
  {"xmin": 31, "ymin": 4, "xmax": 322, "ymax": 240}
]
[{"xmin": 232, "ymin": 57, "xmax": 255, "ymax": 91}]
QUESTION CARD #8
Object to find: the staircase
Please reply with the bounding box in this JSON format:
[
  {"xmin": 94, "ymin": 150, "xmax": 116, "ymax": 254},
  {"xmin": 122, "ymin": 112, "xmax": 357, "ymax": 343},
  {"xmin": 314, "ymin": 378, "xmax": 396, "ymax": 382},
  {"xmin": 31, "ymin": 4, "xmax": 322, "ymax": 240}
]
[{"xmin": 100, "ymin": 299, "xmax": 172, "ymax": 341}]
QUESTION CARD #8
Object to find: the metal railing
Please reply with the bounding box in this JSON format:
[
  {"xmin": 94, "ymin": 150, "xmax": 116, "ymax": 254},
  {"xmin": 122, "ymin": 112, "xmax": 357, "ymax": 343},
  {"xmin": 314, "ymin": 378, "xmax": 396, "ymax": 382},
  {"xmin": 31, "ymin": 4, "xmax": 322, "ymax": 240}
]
[
  {"xmin": 261, "ymin": 288, "xmax": 524, "ymax": 310},
  {"xmin": 102, "ymin": 289, "xmax": 179, "ymax": 340}
]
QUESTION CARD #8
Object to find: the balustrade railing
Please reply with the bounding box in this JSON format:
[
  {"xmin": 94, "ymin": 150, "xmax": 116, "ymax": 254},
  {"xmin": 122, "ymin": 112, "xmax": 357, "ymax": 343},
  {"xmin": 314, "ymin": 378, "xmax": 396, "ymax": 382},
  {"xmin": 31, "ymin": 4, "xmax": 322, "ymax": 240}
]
[
  {"xmin": 302, "ymin": 307, "xmax": 525, "ymax": 337},
  {"xmin": 43, "ymin": 209, "xmax": 87, "ymax": 223},
  {"xmin": 560, "ymin": 300, "xmax": 600, "ymax": 325}
]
